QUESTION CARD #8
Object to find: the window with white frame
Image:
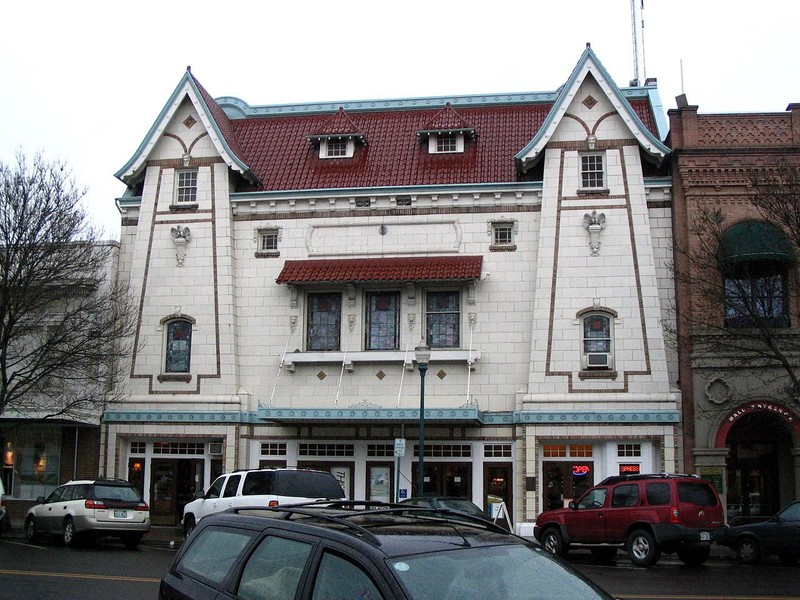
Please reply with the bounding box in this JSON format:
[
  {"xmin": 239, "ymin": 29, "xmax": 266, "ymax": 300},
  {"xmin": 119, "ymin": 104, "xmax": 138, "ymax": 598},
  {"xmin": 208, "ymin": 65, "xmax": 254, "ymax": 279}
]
[
  {"xmin": 365, "ymin": 291, "xmax": 400, "ymax": 350},
  {"xmin": 425, "ymin": 291, "xmax": 460, "ymax": 348},
  {"xmin": 320, "ymin": 137, "xmax": 355, "ymax": 159},
  {"xmin": 307, "ymin": 292, "xmax": 341, "ymax": 351},
  {"xmin": 258, "ymin": 228, "xmax": 279, "ymax": 252},
  {"xmin": 165, "ymin": 319, "xmax": 193, "ymax": 373},
  {"xmin": 429, "ymin": 132, "xmax": 464, "ymax": 154},
  {"xmin": 582, "ymin": 313, "xmax": 613, "ymax": 370},
  {"xmin": 580, "ymin": 154, "xmax": 604, "ymax": 189},
  {"xmin": 490, "ymin": 221, "xmax": 516, "ymax": 250},
  {"xmin": 176, "ymin": 170, "xmax": 198, "ymax": 203}
]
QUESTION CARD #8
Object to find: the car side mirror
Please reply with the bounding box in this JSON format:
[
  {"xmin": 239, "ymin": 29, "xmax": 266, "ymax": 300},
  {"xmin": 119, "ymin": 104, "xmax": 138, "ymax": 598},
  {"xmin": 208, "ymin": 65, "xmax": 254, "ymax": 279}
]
[
  {"xmin": 195, "ymin": 490, "xmax": 205, "ymax": 500},
  {"xmin": 568, "ymin": 500, "xmax": 578, "ymax": 510},
  {"xmin": 36, "ymin": 496, "xmax": 45, "ymax": 504}
]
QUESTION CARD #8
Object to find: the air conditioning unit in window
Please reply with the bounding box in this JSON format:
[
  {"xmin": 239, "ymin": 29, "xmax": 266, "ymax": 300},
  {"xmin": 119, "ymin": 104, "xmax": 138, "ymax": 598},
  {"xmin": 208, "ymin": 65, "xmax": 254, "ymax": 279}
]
[
  {"xmin": 208, "ymin": 442, "xmax": 223, "ymax": 456},
  {"xmin": 586, "ymin": 353, "xmax": 610, "ymax": 369}
]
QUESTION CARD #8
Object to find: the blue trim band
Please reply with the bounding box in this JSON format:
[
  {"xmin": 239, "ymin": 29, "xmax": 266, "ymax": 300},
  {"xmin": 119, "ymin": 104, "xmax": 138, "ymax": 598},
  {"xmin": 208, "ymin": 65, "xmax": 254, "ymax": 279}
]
[{"xmin": 103, "ymin": 409, "xmax": 679, "ymax": 425}]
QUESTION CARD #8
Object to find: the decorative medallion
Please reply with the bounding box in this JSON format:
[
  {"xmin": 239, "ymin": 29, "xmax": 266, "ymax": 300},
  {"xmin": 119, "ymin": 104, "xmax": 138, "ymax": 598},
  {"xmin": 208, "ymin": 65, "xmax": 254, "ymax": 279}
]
[
  {"xmin": 583, "ymin": 95, "xmax": 598, "ymax": 110},
  {"xmin": 317, "ymin": 371, "xmax": 327, "ymax": 381},
  {"xmin": 183, "ymin": 115, "xmax": 197, "ymax": 129},
  {"xmin": 704, "ymin": 377, "xmax": 732, "ymax": 405}
]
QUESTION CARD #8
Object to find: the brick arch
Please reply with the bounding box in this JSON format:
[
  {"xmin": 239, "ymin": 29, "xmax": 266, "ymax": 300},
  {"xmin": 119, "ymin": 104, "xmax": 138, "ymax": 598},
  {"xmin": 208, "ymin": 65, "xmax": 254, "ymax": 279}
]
[{"xmin": 714, "ymin": 401, "xmax": 800, "ymax": 448}]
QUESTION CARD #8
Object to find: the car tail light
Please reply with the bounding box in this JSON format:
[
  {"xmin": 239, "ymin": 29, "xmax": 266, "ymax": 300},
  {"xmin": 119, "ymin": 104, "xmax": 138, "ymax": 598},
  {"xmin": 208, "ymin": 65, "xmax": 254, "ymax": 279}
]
[
  {"xmin": 135, "ymin": 502, "xmax": 149, "ymax": 511},
  {"xmin": 670, "ymin": 506, "xmax": 680, "ymax": 524},
  {"xmin": 268, "ymin": 500, "xmax": 279, "ymax": 507},
  {"xmin": 85, "ymin": 499, "xmax": 106, "ymax": 509}
]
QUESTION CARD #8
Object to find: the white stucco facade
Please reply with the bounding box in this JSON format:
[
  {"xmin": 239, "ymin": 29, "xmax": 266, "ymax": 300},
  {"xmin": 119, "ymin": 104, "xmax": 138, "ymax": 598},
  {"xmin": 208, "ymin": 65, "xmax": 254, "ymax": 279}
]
[{"xmin": 104, "ymin": 48, "xmax": 679, "ymax": 527}]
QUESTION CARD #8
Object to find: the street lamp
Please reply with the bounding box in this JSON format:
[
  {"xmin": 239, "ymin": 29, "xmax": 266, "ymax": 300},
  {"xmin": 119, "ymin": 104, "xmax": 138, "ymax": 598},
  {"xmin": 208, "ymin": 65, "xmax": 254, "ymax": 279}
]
[{"xmin": 415, "ymin": 343, "xmax": 431, "ymax": 496}]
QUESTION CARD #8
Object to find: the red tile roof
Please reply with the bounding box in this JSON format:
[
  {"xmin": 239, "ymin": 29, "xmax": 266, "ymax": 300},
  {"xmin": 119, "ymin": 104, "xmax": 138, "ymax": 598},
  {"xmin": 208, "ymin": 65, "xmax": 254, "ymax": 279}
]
[
  {"xmin": 194, "ymin": 70, "xmax": 658, "ymax": 193},
  {"xmin": 276, "ymin": 256, "xmax": 483, "ymax": 284}
]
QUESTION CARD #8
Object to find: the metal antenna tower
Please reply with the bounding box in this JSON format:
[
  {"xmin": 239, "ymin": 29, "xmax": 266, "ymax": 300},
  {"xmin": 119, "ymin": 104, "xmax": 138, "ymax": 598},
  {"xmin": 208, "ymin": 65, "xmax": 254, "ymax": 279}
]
[{"xmin": 630, "ymin": 0, "xmax": 646, "ymax": 86}]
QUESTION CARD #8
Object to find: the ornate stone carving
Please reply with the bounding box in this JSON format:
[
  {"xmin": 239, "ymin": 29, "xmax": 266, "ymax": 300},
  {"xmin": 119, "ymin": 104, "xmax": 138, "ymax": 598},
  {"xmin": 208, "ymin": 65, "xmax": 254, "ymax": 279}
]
[
  {"xmin": 704, "ymin": 377, "xmax": 732, "ymax": 405},
  {"xmin": 170, "ymin": 226, "xmax": 191, "ymax": 267},
  {"xmin": 583, "ymin": 210, "xmax": 606, "ymax": 256}
]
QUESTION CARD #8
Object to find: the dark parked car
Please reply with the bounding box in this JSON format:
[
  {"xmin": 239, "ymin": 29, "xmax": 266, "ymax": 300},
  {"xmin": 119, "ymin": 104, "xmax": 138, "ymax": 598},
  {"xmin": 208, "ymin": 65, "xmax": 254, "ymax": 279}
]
[
  {"xmin": 718, "ymin": 499, "xmax": 800, "ymax": 565},
  {"xmin": 160, "ymin": 501, "xmax": 615, "ymax": 600},
  {"xmin": 399, "ymin": 496, "xmax": 488, "ymax": 520},
  {"xmin": 534, "ymin": 473, "xmax": 724, "ymax": 567}
]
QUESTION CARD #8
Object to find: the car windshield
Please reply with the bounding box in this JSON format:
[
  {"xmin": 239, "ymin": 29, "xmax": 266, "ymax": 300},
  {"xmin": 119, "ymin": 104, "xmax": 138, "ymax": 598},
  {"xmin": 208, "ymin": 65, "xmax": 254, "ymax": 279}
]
[{"xmin": 388, "ymin": 543, "xmax": 610, "ymax": 600}]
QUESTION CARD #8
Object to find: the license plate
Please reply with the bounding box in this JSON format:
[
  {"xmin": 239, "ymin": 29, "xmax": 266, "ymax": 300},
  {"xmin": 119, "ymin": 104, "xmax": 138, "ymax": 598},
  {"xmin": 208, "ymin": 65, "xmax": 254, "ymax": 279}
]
[
  {"xmin": 700, "ymin": 531, "xmax": 710, "ymax": 541},
  {"xmin": 113, "ymin": 510, "xmax": 129, "ymax": 519}
]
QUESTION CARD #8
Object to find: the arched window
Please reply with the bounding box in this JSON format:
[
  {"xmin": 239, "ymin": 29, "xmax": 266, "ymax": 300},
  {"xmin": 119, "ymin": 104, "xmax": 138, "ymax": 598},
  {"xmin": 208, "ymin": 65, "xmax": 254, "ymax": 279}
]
[
  {"xmin": 718, "ymin": 221, "xmax": 795, "ymax": 328},
  {"xmin": 165, "ymin": 319, "xmax": 193, "ymax": 373},
  {"xmin": 580, "ymin": 311, "xmax": 614, "ymax": 371}
]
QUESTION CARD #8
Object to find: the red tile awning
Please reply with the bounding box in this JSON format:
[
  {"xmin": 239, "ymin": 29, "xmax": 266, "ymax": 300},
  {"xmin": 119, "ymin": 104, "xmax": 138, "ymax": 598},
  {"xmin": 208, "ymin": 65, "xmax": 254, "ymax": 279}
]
[{"xmin": 276, "ymin": 256, "xmax": 483, "ymax": 284}]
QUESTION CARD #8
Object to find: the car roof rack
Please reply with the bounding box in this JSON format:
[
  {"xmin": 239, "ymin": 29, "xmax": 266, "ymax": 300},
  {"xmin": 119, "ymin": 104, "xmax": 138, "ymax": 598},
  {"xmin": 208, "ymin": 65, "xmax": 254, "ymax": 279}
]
[{"xmin": 228, "ymin": 500, "xmax": 509, "ymax": 547}]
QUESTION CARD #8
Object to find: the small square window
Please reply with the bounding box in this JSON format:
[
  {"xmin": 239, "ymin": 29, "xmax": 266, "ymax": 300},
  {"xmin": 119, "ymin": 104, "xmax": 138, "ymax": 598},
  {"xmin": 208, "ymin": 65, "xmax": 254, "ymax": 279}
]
[
  {"xmin": 580, "ymin": 154, "xmax": 604, "ymax": 189},
  {"xmin": 437, "ymin": 133, "xmax": 458, "ymax": 153},
  {"xmin": 492, "ymin": 222, "xmax": 514, "ymax": 246},
  {"xmin": 259, "ymin": 229, "xmax": 279, "ymax": 252},
  {"xmin": 176, "ymin": 170, "xmax": 198, "ymax": 203},
  {"xmin": 326, "ymin": 138, "xmax": 347, "ymax": 157}
]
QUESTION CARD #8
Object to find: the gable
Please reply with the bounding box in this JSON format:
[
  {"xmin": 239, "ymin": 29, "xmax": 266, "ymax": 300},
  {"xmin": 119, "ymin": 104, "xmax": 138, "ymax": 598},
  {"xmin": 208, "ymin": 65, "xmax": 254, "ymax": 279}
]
[{"xmin": 515, "ymin": 45, "xmax": 669, "ymax": 172}]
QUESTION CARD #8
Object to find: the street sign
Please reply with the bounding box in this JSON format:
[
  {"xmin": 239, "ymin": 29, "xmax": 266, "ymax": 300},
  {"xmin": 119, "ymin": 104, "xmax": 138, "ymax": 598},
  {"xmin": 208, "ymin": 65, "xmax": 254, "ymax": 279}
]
[{"xmin": 394, "ymin": 438, "xmax": 406, "ymax": 457}]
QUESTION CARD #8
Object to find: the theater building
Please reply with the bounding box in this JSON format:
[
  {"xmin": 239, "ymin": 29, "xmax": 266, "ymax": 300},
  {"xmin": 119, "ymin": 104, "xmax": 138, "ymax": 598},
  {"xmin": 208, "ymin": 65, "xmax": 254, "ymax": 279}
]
[{"xmin": 105, "ymin": 45, "xmax": 680, "ymax": 526}]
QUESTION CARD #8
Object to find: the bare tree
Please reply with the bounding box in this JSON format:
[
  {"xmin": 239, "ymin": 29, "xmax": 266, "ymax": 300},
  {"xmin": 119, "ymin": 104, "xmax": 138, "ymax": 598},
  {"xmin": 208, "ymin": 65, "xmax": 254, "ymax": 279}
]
[
  {"xmin": 668, "ymin": 160, "xmax": 800, "ymax": 404},
  {"xmin": 0, "ymin": 152, "xmax": 135, "ymax": 421}
]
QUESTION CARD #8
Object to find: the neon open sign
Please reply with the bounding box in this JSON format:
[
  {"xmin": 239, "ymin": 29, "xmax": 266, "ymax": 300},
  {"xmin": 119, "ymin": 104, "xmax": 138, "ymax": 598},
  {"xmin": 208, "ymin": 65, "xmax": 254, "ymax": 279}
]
[{"xmin": 572, "ymin": 465, "xmax": 590, "ymax": 477}]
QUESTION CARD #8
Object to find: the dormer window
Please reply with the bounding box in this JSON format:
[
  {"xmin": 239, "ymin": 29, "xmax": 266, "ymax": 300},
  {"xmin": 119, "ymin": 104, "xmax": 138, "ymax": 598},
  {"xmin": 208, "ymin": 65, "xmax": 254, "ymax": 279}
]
[
  {"xmin": 307, "ymin": 108, "xmax": 365, "ymax": 160},
  {"xmin": 322, "ymin": 137, "xmax": 353, "ymax": 158},
  {"xmin": 428, "ymin": 132, "xmax": 465, "ymax": 154}
]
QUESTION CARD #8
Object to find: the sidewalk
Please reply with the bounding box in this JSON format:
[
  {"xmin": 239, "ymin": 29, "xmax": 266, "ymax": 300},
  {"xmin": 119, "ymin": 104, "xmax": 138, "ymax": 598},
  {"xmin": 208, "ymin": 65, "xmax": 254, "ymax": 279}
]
[{"xmin": 3, "ymin": 516, "xmax": 184, "ymax": 549}]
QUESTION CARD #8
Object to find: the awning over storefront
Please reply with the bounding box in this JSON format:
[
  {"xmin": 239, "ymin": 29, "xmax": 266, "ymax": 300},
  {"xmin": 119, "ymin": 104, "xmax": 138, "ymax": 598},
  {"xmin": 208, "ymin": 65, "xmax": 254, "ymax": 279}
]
[
  {"xmin": 276, "ymin": 256, "xmax": 483, "ymax": 284},
  {"xmin": 717, "ymin": 221, "xmax": 796, "ymax": 266}
]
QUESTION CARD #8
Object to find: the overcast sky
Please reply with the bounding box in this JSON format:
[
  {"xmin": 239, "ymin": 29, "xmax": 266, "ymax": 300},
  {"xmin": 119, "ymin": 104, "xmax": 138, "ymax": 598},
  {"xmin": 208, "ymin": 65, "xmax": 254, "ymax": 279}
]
[{"xmin": 2, "ymin": 1, "xmax": 798, "ymax": 240}]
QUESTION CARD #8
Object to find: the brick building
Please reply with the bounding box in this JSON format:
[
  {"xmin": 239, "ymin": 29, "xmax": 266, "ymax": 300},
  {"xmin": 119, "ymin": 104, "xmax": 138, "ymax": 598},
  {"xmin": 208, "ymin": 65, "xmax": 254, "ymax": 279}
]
[
  {"xmin": 669, "ymin": 99, "xmax": 800, "ymax": 517},
  {"xmin": 105, "ymin": 45, "xmax": 680, "ymax": 527}
]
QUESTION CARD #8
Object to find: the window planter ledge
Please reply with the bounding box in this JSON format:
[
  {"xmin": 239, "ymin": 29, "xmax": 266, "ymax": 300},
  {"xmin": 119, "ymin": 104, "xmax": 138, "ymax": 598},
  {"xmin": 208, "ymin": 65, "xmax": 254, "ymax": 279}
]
[{"xmin": 282, "ymin": 349, "xmax": 481, "ymax": 373}]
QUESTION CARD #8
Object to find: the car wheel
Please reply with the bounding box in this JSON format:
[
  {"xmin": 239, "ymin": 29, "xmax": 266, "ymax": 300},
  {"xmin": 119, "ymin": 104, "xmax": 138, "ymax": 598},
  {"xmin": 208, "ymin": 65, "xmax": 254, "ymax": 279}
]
[
  {"xmin": 676, "ymin": 545, "xmax": 710, "ymax": 566},
  {"xmin": 25, "ymin": 517, "xmax": 40, "ymax": 544},
  {"xmin": 62, "ymin": 517, "xmax": 79, "ymax": 547},
  {"xmin": 122, "ymin": 534, "xmax": 142, "ymax": 550},
  {"xmin": 627, "ymin": 529, "xmax": 661, "ymax": 567},
  {"xmin": 736, "ymin": 537, "xmax": 761, "ymax": 565},
  {"xmin": 183, "ymin": 515, "xmax": 196, "ymax": 538},
  {"xmin": 540, "ymin": 527, "xmax": 568, "ymax": 557},
  {"xmin": 778, "ymin": 553, "xmax": 799, "ymax": 566},
  {"xmin": 590, "ymin": 547, "xmax": 618, "ymax": 563}
]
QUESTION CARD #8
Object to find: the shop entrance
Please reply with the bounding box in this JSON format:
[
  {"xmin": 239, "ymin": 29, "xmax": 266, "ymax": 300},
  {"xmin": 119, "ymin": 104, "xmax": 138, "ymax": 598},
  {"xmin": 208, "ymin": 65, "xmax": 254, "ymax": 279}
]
[
  {"xmin": 543, "ymin": 461, "xmax": 595, "ymax": 510},
  {"xmin": 137, "ymin": 458, "xmax": 203, "ymax": 526},
  {"xmin": 483, "ymin": 463, "xmax": 512, "ymax": 515},
  {"xmin": 724, "ymin": 412, "xmax": 793, "ymax": 518}
]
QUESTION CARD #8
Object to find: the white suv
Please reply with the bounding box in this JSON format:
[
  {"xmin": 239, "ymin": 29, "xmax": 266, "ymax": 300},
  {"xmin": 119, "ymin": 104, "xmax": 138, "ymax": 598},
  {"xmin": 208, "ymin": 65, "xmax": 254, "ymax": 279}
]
[
  {"xmin": 25, "ymin": 479, "xmax": 150, "ymax": 548},
  {"xmin": 182, "ymin": 468, "xmax": 345, "ymax": 537}
]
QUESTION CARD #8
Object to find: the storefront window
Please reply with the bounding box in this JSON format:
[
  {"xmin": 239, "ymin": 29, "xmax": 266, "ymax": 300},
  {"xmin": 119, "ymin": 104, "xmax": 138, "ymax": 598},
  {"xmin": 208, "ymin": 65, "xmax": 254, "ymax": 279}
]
[{"xmin": 12, "ymin": 426, "xmax": 61, "ymax": 499}]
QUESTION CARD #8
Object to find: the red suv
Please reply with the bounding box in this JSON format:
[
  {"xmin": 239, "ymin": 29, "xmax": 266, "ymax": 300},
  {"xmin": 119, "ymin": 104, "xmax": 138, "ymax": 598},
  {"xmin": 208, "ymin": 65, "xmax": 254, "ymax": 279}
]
[{"xmin": 534, "ymin": 473, "xmax": 724, "ymax": 566}]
